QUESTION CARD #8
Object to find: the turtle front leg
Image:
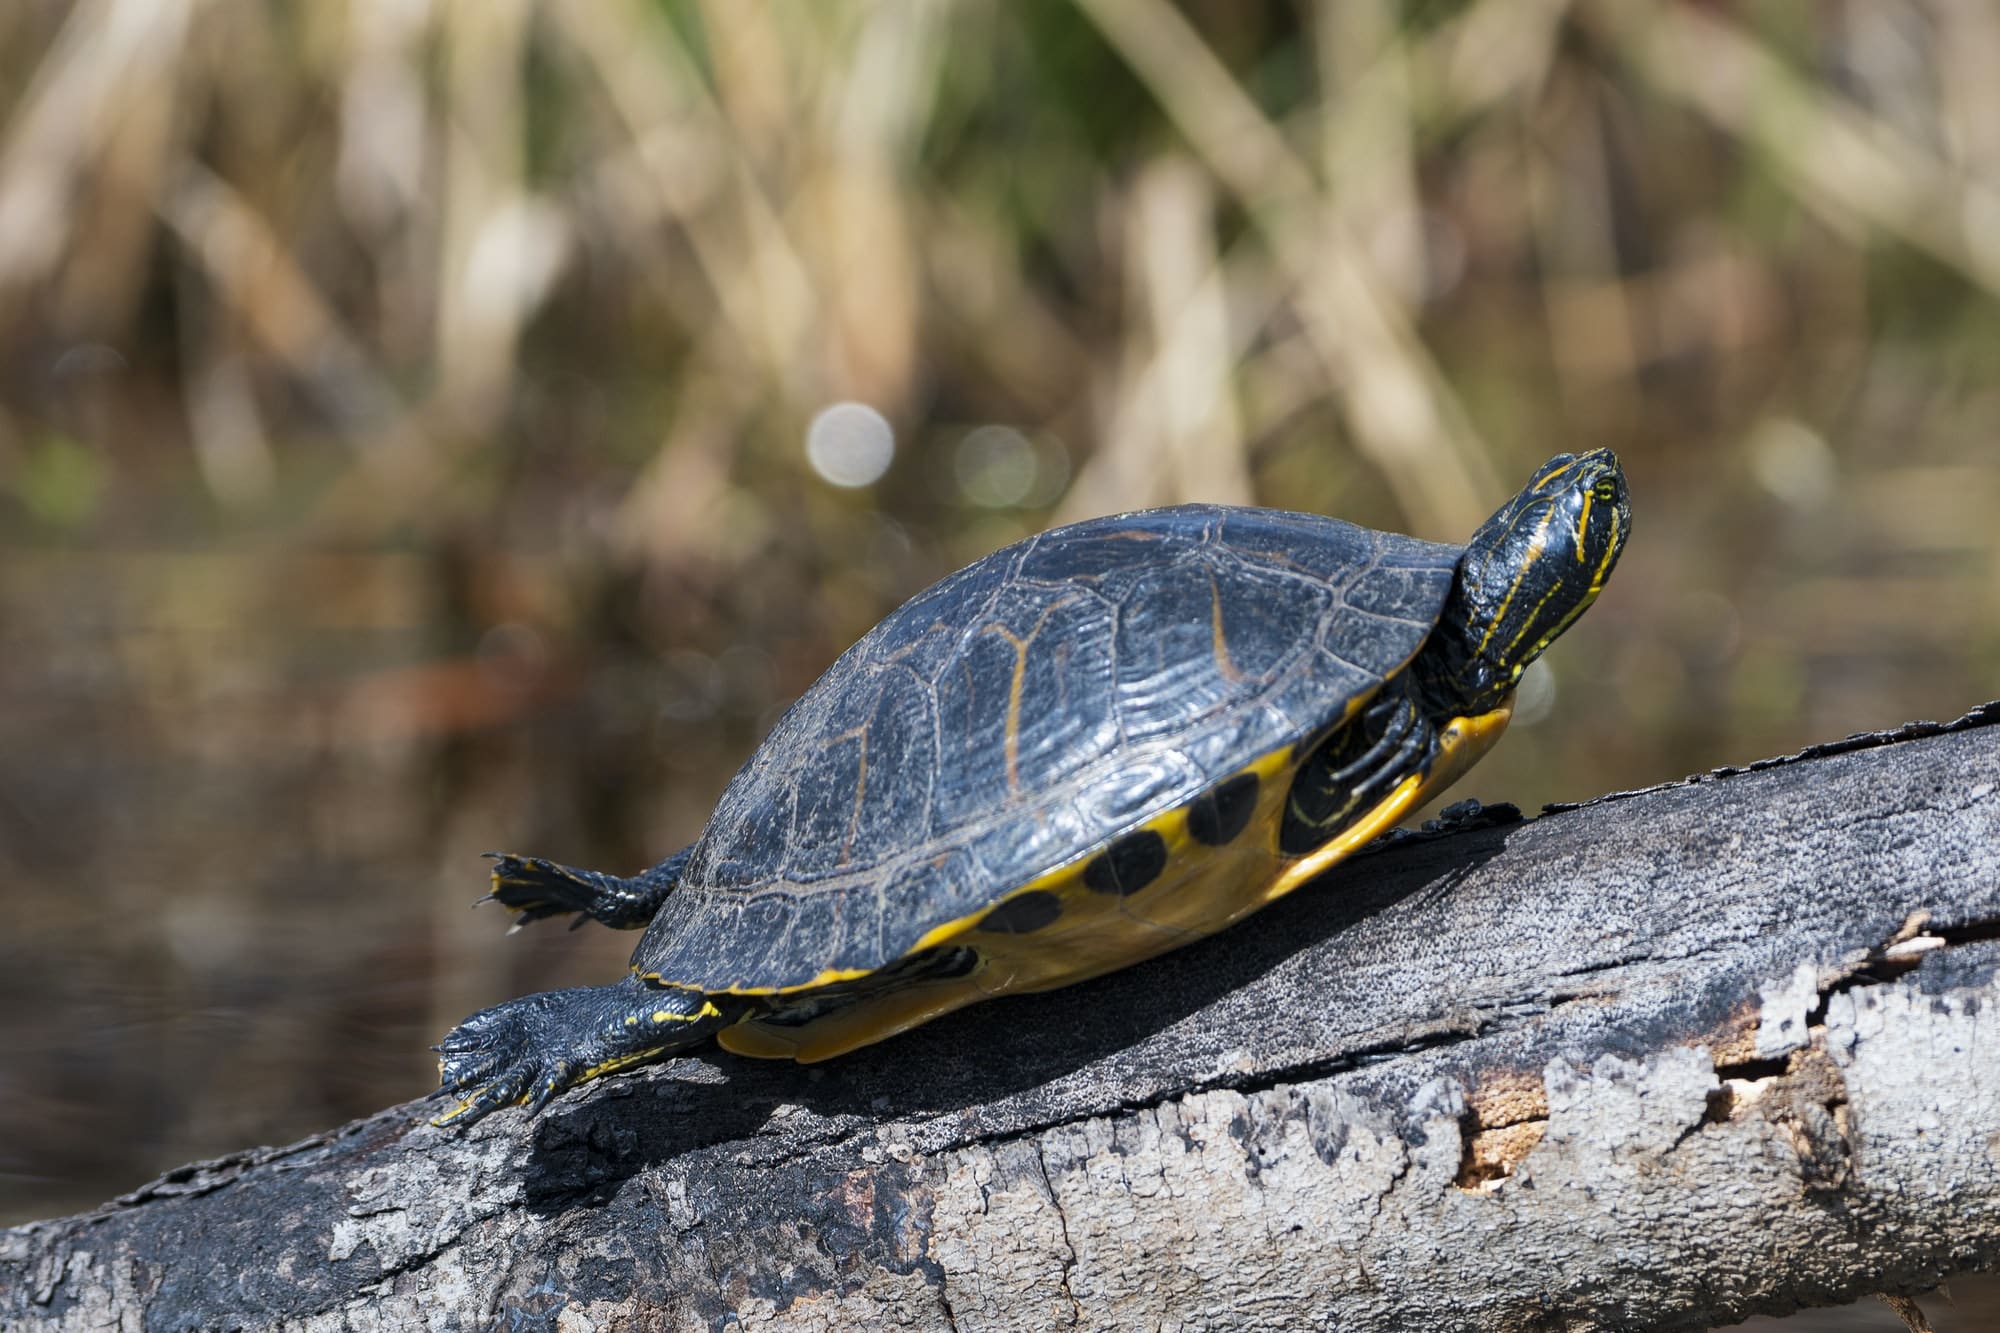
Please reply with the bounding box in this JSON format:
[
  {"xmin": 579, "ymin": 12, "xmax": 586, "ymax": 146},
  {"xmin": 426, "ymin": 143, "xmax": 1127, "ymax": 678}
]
[
  {"xmin": 482, "ymin": 846, "xmax": 691, "ymax": 930},
  {"xmin": 433, "ymin": 975, "xmax": 741, "ymax": 1127}
]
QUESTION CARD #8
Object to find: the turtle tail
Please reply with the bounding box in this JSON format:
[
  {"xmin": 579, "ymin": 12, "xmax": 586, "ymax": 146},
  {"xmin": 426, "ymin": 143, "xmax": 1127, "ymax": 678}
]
[{"xmin": 481, "ymin": 847, "xmax": 690, "ymax": 931}]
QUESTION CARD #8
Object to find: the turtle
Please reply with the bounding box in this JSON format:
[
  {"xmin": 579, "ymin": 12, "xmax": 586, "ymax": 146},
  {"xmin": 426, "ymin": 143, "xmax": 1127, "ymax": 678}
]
[{"xmin": 434, "ymin": 449, "xmax": 1629, "ymax": 1127}]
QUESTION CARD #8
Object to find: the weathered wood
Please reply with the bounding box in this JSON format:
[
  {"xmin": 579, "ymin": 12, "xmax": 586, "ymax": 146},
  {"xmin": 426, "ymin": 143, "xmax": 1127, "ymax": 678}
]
[{"xmin": 7, "ymin": 705, "xmax": 2000, "ymax": 1331}]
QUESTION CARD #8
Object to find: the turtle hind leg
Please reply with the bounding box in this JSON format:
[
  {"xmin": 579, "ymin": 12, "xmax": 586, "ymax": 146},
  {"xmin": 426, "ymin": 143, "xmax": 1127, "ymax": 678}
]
[
  {"xmin": 482, "ymin": 846, "xmax": 691, "ymax": 930},
  {"xmin": 433, "ymin": 976, "xmax": 742, "ymax": 1128}
]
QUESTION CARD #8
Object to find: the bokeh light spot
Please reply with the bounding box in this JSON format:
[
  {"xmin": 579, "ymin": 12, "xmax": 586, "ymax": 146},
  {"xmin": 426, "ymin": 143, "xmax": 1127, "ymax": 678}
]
[
  {"xmin": 956, "ymin": 425, "xmax": 1039, "ymax": 507},
  {"xmin": 1511, "ymin": 659, "xmax": 1557, "ymax": 728},
  {"xmin": 1748, "ymin": 418, "xmax": 1836, "ymax": 510},
  {"xmin": 806, "ymin": 402, "xmax": 895, "ymax": 488}
]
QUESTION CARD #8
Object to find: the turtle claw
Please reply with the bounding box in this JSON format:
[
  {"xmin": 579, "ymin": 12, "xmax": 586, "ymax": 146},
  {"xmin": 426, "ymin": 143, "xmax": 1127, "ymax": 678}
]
[
  {"xmin": 433, "ymin": 995, "xmax": 575, "ymax": 1128},
  {"xmin": 525, "ymin": 1065, "xmax": 577, "ymax": 1114},
  {"xmin": 434, "ymin": 1071, "xmax": 532, "ymax": 1128},
  {"xmin": 435, "ymin": 1057, "xmax": 574, "ymax": 1127},
  {"xmin": 482, "ymin": 853, "xmax": 593, "ymax": 927}
]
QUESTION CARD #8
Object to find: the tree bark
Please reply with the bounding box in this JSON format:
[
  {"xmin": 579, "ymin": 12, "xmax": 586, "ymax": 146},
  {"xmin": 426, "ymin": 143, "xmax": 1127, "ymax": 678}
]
[{"xmin": 7, "ymin": 705, "xmax": 2000, "ymax": 1332}]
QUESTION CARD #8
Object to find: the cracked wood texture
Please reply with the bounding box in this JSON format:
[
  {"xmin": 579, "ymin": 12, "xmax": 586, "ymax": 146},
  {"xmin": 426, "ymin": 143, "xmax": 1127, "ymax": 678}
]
[{"xmin": 7, "ymin": 706, "xmax": 2000, "ymax": 1332}]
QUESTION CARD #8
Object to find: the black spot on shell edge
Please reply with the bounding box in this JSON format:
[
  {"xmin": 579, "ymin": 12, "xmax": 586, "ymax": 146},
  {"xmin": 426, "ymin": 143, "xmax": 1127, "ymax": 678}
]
[
  {"xmin": 1187, "ymin": 772, "xmax": 1260, "ymax": 846},
  {"xmin": 975, "ymin": 890, "xmax": 1063, "ymax": 934},
  {"xmin": 1083, "ymin": 830, "xmax": 1169, "ymax": 896}
]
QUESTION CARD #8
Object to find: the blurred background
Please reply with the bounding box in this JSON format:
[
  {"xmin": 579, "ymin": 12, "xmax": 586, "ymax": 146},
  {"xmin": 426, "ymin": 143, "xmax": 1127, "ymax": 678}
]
[{"xmin": 0, "ymin": 1, "xmax": 1996, "ymax": 1323}]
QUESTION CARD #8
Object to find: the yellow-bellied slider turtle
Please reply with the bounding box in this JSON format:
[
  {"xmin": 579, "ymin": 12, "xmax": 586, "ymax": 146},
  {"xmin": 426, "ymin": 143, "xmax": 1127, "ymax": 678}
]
[{"xmin": 436, "ymin": 450, "xmax": 1629, "ymax": 1125}]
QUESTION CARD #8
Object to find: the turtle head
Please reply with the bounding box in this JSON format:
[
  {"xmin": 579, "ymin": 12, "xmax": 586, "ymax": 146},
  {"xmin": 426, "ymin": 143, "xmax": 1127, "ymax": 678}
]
[{"xmin": 1416, "ymin": 449, "xmax": 1629, "ymax": 717}]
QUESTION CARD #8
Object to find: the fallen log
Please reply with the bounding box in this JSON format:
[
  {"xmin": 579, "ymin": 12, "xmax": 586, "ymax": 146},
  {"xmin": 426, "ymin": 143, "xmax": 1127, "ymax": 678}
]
[{"xmin": 6, "ymin": 704, "xmax": 2000, "ymax": 1331}]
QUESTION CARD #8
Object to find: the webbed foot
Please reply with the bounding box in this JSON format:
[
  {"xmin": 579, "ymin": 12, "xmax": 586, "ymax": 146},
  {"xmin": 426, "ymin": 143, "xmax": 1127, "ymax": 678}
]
[
  {"xmin": 482, "ymin": 847, "xmax": 689, "ymax": 931},
  {"xmin": 432, "ymin": 979, "xmax": 732, "ymax": 1128}
]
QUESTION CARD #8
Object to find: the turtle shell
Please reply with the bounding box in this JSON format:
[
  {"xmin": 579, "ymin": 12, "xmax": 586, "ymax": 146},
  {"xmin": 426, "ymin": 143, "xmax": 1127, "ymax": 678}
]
[{"xmin": 634, "ymin": 504, "xmax": 1462, "ymax": 992}]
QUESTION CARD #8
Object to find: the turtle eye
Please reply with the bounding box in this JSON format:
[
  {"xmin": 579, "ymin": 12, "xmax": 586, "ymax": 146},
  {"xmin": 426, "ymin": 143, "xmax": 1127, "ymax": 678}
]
[{"xmin": 1593, "ymin": 478, "xmax": 1620, "ymax": 502}]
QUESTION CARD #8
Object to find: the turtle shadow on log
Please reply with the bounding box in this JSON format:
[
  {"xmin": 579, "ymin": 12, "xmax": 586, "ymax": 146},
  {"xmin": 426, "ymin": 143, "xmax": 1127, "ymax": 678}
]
[{"xmin": 515, "ymin": 818, "xmax": 1516, "ymax": 1215}]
